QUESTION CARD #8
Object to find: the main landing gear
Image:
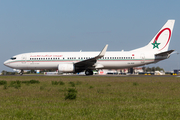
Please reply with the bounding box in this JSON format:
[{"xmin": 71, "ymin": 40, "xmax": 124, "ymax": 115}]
[
  {"xmin": 85, "ymin": 69, "xmax": 93, "ymax": 75},
  {"xmin": 19, "ymin": 70, "xmax": 24, "ymax": 75}
]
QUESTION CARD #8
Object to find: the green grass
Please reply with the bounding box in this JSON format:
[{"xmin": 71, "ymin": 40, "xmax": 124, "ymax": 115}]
[
  {"xmin": 0, "ymin": 80, "xmax": 7, "ymax": 85},
  {"xmin": 0, "ymin": 76, "xmax": 180, "ymax": 119}
]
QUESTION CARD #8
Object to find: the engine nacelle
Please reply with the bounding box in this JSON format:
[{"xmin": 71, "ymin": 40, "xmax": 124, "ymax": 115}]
[{"xmin": 58, "ymin": 63, "xmax": 75, "ymax": 73}]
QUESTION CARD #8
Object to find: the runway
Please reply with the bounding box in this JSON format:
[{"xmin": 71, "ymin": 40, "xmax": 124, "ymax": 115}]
[{"xmin": 2, "ymin": 74, "xmax": 178, "ymax": 77}]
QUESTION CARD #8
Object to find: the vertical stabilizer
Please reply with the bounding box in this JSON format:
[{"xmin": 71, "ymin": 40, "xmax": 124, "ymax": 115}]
[{"xmin": 131, "ymin": 20, "xmax": 175, "ymax": 53}]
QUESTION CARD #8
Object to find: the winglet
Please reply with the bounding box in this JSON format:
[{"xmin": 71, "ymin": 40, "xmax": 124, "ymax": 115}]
[{"xmin": 96, "ymin": 44, "xmax": 108, "ymax": 59}]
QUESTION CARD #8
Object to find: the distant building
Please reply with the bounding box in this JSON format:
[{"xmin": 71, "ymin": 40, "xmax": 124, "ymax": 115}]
[{"xmin": 134, "ymin": 67, "xmax": 143, "ymax": 73}]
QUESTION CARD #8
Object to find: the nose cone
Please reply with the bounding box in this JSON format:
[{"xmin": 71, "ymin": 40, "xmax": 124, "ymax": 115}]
[
  {"xmin": 4, "ymin": 60, "xmax": 8, "ymax": 66},
  {"xmin": 4, "ymin": 60, "xmax": 11, "ymax": 68}
]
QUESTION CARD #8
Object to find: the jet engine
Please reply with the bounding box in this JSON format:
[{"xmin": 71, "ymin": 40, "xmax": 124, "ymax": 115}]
[{"xmin": 58, "ymin": 63, "xmax": 75, "ymax": 73}]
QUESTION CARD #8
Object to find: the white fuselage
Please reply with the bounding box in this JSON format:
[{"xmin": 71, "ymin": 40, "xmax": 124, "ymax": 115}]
[
  {"xmin": 3, "ymin": 20, "xmax": 175, "ymax": 75},
  {"xmin": 4, "ymin": 51, "xmax": 165, "ymax": 70}
]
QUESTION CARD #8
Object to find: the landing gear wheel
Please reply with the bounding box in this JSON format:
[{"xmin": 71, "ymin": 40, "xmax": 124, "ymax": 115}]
[
  {"xmin": 19, "ymin": 70, "xmax": 24, "ymax": 76},
  {"xmin": 85, "ymin": 70, "xmax": 93, "ymax": 76},
  {"xmin": 20, "ymin": 73, "xmax": 23, "ymax": 75}
]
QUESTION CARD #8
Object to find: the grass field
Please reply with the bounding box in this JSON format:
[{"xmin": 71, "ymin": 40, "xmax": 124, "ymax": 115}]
[{"xmin": 0, "ymin": 75, "xmax": 180, "ymax": 119}]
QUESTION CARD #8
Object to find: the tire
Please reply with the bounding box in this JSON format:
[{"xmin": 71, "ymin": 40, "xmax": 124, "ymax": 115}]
[{"xmin": 85, "ymin": 70, "xmax": 93, "ymax": 75}]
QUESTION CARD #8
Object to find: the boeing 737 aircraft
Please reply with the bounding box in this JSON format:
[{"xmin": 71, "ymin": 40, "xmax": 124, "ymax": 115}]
[{"xmin": 4, "ymin": 20, "xmax": 175, "ymax": 75}]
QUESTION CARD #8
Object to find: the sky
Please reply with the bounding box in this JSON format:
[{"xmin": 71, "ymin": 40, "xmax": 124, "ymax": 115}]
[{"xmin": 1, "ymin": 0, "xmax": 180, "ymax": 72}]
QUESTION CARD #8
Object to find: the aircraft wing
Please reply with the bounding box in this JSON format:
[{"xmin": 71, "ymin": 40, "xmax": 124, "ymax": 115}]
[{"xmin": 74, "ymin": 44, "xmax": 108, "ymax": 70}]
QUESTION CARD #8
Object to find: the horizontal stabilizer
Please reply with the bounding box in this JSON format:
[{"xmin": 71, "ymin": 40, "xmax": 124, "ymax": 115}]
[{"xmin": 155, "ymin": 50, "xmax": 174, "ymax": 56}]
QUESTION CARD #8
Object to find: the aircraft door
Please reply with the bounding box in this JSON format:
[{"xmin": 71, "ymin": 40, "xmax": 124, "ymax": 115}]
[
  {"xmin": 21, "ymin": 55, "xmax": 27, "ymax": 64},
  {"xmin": 140, "ymin": 53, "xmax": 145, "ymax": 63}
]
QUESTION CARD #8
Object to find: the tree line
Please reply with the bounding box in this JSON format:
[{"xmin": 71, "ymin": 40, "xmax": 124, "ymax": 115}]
[{"xmin": 142, "ymin": 66, "xmax": 164, "ymax": 72}]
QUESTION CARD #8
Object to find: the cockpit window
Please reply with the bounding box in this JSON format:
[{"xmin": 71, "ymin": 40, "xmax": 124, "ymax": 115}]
[{"xmin": 10, "ymin": 57, "xmax": 16, "ymax": 60}]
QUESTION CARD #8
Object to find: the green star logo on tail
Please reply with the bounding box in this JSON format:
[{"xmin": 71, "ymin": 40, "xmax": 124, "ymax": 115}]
[{"xmin": 152, "ymin": 41, "xmax": 160, "ymax": 49}]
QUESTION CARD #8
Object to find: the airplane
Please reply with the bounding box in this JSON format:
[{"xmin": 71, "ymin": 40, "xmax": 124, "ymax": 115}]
[{"xmin": 4, "ymin": 20, "xmax": 175, "ymax": 75}]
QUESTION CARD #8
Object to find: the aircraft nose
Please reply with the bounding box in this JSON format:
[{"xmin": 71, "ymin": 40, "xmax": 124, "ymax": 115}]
[
  {"xmin": 4, "ymin": 61, "xmax": 7, "ymax": 66},
  {"xmin": 4, "ymin": 60, "xmax": 10, "ymax": 67}
]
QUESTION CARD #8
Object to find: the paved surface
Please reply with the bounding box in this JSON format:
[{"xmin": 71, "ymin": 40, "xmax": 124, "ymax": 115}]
[{"xmin": 2, "ymin": 74, "xmax": 178, "ymax": 77}]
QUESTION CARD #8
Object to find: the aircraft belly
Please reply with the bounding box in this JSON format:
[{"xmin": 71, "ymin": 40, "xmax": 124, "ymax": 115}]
[{"xmin": 99, "ymin": 61, "xmax": 148, "ymax": 69}]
